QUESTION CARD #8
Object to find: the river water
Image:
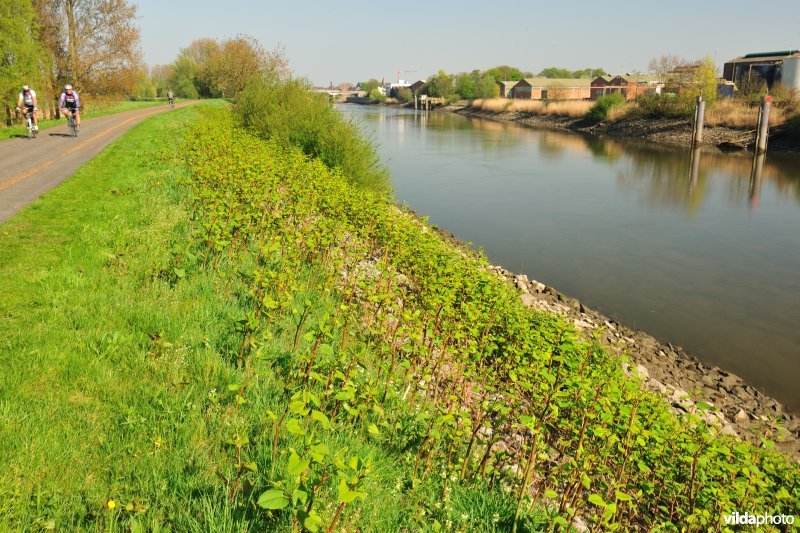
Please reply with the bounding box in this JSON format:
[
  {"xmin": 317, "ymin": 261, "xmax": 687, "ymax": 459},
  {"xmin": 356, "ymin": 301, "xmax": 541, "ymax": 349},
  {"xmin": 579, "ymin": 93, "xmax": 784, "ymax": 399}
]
[{"xmin": 339, "ymin": 104, "xmax": 800, "ymax": 411}]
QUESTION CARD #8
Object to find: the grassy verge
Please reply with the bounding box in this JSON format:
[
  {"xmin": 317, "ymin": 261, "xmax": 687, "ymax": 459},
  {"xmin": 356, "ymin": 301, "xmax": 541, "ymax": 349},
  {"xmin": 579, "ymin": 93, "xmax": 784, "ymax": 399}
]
[
  {"xmin": 0, "ymin": 99, "xmax": 173, "ymax": 141},
  {"xmin": 1, "ymin": 101, "xmax": 797, "ymax": 531},
  {"xmin": 0, "ymin": 103, "xmax": 547, "ymax": 530}
]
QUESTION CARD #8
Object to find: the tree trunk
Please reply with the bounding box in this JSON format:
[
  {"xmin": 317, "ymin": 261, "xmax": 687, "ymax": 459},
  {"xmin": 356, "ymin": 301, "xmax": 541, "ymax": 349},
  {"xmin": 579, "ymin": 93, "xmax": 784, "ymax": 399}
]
[{"xmin": 65, "ymin": 0, "xmax": 79, "ymax": 82}]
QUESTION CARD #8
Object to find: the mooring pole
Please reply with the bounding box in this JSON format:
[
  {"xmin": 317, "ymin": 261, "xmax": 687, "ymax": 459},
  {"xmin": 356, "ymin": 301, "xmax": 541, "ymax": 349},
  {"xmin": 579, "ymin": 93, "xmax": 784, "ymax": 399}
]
[
  {"xmin": 755, "ymin": 96, "xmax": 771, "ymax": 155},
  {"xmin": 749, "ymin": 152, "xmax": 765, "ymax": 212},
  {"xmin": 688, "ymin": 146, "xmax": 701, "ymax": 193},
  {"xmin": 414, "ymin": 94, "xmax": 418, "ymax": 110},
  {"xmin": 691, "ymin": 95, "xmax": 705, "ymax": 146}
]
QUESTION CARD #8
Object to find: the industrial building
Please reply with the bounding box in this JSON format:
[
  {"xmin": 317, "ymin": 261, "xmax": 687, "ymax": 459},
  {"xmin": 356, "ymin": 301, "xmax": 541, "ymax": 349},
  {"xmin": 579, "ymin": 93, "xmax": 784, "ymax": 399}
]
[
  {"xmin": 511, "ymin": 78, "xmax": 592, "ymax": 100},
  {"xmin": 590, "ymin": 75, "xmax": 661, "ymax": 100},
  {"xmin": 723, "ymin": 50, "xmax": 800, "ymax": 90}
]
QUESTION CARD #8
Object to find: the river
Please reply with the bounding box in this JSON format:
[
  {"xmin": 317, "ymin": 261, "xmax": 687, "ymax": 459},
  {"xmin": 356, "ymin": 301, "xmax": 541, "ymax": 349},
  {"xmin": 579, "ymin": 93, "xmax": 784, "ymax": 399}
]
[{"xmin": 339, "ymin": 104, "xmax": 800, "ymax": 411}]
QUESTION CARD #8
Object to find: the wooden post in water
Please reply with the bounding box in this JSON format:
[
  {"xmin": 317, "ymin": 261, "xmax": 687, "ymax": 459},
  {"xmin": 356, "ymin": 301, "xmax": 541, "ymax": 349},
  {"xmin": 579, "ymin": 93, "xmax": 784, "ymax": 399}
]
[
  {"xmin": 749, "ymin": 152, "xmax": 765, "ymax": 211},
  {"xmin": 755, "ymin": 96, "xmax": 771, "ymax": 155},
  {"xmin": 414, "ymin": 94, "xmax": 418, "ymax": 110},
  {"xmin": 688, "ymin": 146, "xmax": 701, "ymax": 194},
  {"xmin": 691, "ymin": 96, "xmax": 705, "ymax": 146}
]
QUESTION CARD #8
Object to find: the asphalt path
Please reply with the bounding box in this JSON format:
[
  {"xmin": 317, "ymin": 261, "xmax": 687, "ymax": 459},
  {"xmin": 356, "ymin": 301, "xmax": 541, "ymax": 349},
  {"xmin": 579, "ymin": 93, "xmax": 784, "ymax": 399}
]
[{"xmin": 0, "ymin": 101, "xmax": 194, "ymax": 224}]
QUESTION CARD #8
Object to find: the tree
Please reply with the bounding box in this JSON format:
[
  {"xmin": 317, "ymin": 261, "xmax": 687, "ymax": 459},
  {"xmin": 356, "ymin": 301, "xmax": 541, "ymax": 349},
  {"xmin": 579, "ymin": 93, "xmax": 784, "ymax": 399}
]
[
  {"xmin": 427, "ymin": 70, "xmax": 453, "ymax": 98},
  {"xmin": 484, "ymin": 65, "xmax": 530, "ymax": 83},
  {"xmin": 39, "ymin": 0, "xmax": 143, "ymax": 95},
  {"xmin": 207, "ymin": 35, "xmax": 270, "ymax": 97},
  {"xmin": 648, "ymin": 55, "xmax": 684, "ymax": 78},
  {"xmin": 169, "ymin": 53, "xmax": 200, "ymax": 98},
  {"xmin": 475, "ymin": 74, "xmax": 499, "ymax": 98},
  {"xmin": 360, "ymin": 79, "xmax": 381, "ymax": 93},
  {"xmin": 176, "ymin": 38, "xmax": 220, "ymax": 97},
  {"xmin": 454, "ymin": 72, "xmax": 476, "ymax": 99},
  {"xmin": 396, "ymin": 87, "xmax": 413, "ymax": 103},
  {"xmin": 688, "ymin": 56, "xmax": 717, "ymax": 106},
  {"xmin": 368, "ymin": 88, "xmax": 385, "ymax": 103},
  {"xmin": 538, "ymin": 67, "xmax": 573, "ymax": 79},
  {"xmin": 150, "ymin": 64, "xmax": 174, "ymax": 97},
  {"xmin": 572, "ymin": 67, "xmax": 608, "ymax": 79},
  {"xmin": 132, "ymin": 68, "xmax": 156, "ymax": 100},
  {"xmin": 1, "ymin": 0, "xmax": 47, "ymax": 114}
]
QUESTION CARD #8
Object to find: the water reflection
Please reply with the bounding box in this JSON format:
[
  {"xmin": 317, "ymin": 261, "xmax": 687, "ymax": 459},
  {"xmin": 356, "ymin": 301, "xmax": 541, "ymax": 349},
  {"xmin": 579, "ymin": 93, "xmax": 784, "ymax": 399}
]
[{"xmin": 339, "ymin": 104, "xmax": 800, "ymax": 410}]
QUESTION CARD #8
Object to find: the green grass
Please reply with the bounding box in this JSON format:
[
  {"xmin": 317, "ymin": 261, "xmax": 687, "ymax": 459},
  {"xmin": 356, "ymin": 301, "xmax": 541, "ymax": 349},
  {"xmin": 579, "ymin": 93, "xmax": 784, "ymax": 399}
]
[
  {"xmin": 0, "ymin": 99, "xmax": 175, "ymax": 141},
  {"xmin": 0, "ymin": 102, "xmax": 546, "ymax": 530}
]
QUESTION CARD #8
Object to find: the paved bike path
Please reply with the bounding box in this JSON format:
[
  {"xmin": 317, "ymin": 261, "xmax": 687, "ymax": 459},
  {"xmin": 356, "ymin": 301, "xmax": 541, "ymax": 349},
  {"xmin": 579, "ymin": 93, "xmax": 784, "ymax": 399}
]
[{"xmin": 0, "ymin": 102, "xmax": 194, "ymax": 224}]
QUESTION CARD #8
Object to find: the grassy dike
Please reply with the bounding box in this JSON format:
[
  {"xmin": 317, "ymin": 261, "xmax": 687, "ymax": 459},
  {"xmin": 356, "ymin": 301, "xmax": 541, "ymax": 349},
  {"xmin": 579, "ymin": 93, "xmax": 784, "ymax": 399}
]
[
  {"xmin": 0, "ymin": 102, "xmax": 797, "ymax": 531},
  {"xmin": 0, "ymin": 103, "xmax": 545, "ymax": 530}
]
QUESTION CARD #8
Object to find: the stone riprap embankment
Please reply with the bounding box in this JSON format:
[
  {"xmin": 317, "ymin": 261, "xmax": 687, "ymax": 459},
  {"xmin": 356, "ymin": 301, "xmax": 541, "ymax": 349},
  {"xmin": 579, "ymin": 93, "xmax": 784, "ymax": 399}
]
[{"xmin": 488, "ymin": 265, "xmax": 800, "ymax": 460}]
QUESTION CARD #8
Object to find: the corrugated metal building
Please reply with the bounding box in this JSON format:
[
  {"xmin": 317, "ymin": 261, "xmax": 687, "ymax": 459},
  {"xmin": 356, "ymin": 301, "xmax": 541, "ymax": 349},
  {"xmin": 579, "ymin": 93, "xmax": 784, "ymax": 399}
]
[{"xmin": 723, "ymin": 50, "xmax": 800, "ymax": 89}]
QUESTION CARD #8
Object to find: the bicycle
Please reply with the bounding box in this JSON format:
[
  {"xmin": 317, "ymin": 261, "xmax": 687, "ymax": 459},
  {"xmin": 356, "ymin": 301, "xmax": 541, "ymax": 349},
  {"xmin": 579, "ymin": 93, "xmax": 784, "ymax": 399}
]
[
  {"xmin": 66, "ymin": 110, "xmax": 78, "ymax": 137},
  {"xmin": 23, "ymin": 109, "xmax": 38, "ymax": 139}
]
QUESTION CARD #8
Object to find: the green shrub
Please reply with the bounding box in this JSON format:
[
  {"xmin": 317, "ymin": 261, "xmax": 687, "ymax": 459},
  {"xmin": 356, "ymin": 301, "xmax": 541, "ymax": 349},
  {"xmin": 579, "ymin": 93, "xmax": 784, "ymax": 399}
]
[
  {"xmin": 396, "ymin": 87, "xmax": 413, "ymax": 103},
  {"xmin": 634, "ymin": 92, "xmax": 691, "ymax": 118},
  {"xmin": 368, "ymin": 88, "xmax": 386, "ymax": 103},
  {"xmin": 235, "ymin": 76, "xmax": 391, "ymax": 193},
  {"xmin": 586, "ymin": 92, "xmax": 626, "ymax": 122}
]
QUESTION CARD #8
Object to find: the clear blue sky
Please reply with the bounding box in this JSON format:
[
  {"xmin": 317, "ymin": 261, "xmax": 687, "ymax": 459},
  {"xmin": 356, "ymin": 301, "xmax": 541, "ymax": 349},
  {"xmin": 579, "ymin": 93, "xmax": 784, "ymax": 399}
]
[{"xmin": 135, "ymin": 0, "xmax": 800, "ymax": 85}]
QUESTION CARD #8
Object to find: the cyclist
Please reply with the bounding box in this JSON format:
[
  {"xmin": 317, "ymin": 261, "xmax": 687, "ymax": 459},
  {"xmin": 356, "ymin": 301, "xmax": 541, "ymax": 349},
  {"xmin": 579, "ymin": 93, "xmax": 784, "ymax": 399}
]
[
  {"xmin": 167, "ymin": 89, "xmax": 174, "ymax": 107},
  {"xmin": 59, "ymin": 84, "xmax": 81, "ymax": 131},
  {"xmin": 16, "ymin": 85, "xmax": 39, "ymax": 132}
]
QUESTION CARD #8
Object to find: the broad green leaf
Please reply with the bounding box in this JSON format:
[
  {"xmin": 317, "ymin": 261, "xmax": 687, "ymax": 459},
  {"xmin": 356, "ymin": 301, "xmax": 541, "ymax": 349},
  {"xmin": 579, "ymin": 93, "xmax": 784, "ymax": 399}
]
[
  {"xmin": 367, "ymin": 424, "xmax": 380, "ymax": 436},
  {"xmin": 310, "ymin": 443, "xmax": 329, "ymax": 463},
  {"xmin": 257, "ymin": 489, "xmax": 289, "ymax": 510},
  {"xmin": 292, "ymin": 488, "xmax": 308, "ymax": 507},
  {"xmin": 319, "ymin": 343, "xmax": 335, "ymax": 356},
  {"xmin": 337, "ymin": 478, "xmax": 366, "ymax": 503},
  {"xmin": 288, "ymin": 451, "xmax": 310, "ymax": 475},
  {"xmin": 545, "ymin": 489, "xmax": 558, "ymax": 499},
  {"xmin": 615, "ymin": 490, "xmax": 632, "ymax": 502},
  {"xmin": 299, "ymin": 509, "xmax": 323, "ymax": 532},
  {"xmin": 286, "ymin": 418, "xmax": 306, "ymax": 435},
  {"xmin": 588, "ymin": 493, "xmax": 606, "ymax": 507},
  {"xmin": 311, "ymin": 410, "xmax": 330, "ymax": 429},
  {"xmin": 289, "ymin": 400, "xmax": 308, "ymax": 415}
]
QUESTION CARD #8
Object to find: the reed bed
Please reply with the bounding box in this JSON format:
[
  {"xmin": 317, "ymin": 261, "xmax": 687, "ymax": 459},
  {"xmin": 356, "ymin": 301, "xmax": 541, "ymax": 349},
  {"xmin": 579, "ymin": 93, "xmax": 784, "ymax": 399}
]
[
  {"xmin": 704, "ymin": 99, "xmax": 787, "ymax": 128},
  {"xmin": 472, "ymin": 98, "xmax": 592, "ymax": 117}
]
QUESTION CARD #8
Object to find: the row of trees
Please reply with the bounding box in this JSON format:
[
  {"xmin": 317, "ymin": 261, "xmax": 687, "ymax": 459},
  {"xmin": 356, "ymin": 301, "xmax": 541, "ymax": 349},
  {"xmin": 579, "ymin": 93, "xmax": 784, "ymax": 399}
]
[
  {"xmin": 159, "ymin": 37, "xmax": 290, "ymax": 100},
  {"xmin": 2, "ymin": 0, "xmax": 143, "ymax": 117}
]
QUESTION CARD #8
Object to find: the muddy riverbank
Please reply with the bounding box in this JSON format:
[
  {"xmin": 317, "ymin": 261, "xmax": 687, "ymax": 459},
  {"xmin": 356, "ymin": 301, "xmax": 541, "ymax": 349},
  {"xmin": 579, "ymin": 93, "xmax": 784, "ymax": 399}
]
[{"xmin": 451, "ymin": 105, "xmax": 800, "ymax": 155}]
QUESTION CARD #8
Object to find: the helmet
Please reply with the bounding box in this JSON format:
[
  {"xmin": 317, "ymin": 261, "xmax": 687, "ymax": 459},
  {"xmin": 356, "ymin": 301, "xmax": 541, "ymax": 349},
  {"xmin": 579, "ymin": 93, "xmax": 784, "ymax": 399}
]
[
  {"xmin": 22, "ymin": 85, "xmax": 29, "ymax": 92},
  {"xmin": 64, "ymin": 84, "xmax": 73, "ymax": 91}
]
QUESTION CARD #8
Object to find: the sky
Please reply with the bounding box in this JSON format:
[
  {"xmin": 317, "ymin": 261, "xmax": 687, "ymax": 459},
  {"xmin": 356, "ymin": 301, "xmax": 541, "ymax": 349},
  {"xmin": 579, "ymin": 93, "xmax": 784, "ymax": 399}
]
[{"xmin": 135, "ymin": 0, "xmax": 800, "ymax": 86}]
